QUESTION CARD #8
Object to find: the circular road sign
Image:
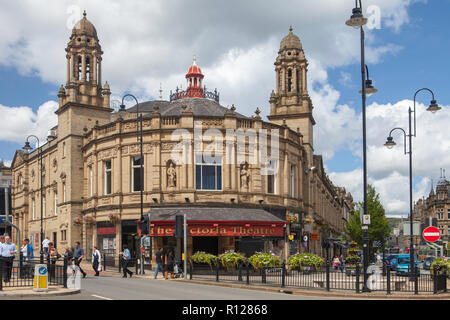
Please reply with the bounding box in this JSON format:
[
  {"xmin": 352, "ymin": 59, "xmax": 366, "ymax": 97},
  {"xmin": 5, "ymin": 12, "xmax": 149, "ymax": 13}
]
[{"xmin": 423, "ymin": 226, "xmax": 441, "ymax": 242}]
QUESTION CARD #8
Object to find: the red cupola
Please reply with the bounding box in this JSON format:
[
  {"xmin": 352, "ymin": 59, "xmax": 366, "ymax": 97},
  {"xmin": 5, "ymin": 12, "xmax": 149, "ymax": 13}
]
[{"xmin": 184, "ymin": 56, "xmax": 205, "ymax": 98}]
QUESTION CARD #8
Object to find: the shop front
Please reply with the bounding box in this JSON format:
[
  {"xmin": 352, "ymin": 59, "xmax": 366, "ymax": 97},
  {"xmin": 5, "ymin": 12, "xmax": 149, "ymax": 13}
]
[{"xmin": 148, "ymin": 207, "xmax": 286, "ymax": 263}]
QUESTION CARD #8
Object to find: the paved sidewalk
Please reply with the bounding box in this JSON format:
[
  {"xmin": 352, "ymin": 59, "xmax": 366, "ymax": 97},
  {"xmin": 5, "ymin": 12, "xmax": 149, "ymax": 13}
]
[{"xmin": 0, "ymin": 286, "xmax": 80, "ymax": 297}]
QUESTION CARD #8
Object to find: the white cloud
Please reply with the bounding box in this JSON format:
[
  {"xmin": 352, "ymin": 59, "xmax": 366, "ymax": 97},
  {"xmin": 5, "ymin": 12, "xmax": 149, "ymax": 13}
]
[{"xmin": 0, "ymin": 101, "xmax": 58, "ymax": 146}]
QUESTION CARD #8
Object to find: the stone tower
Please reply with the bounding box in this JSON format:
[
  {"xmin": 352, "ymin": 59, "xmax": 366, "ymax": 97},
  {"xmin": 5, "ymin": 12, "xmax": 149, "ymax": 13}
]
[
  {"xmin": 268, "ymin": 26, "xmax": 315, "ymax": 163},
  {"xmin": 53, "ymin": 12, "xmax": 113, "ymax": 244},
  {"xmin": 57, "ymin": 11, "xmax": 112, "ymax": 137}
]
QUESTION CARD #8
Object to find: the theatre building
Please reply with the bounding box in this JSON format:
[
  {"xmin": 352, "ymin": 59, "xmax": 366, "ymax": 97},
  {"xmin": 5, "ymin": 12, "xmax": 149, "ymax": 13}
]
[{"xmin": 11, "ymin": 14, "xmax": 354, "ymax": 263}]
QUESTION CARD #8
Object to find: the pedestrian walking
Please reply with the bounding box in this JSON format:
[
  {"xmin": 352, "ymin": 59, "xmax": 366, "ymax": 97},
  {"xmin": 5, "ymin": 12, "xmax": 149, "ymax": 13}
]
[
  {"xmin": 42, "ymin": 236, "xmax": 50, "ymax": 256},
  {"xmin": 0, "ymin": 236, "xmax": 17, "ymax": 283},
  {"xmin": 154, "ymin": 248, "xmax": 164, "ymax": 279},
  {"xmin": 73, "ymin": 241, "xmax": 87, "ymax": 278},
  {"xmin": 165, "ymin": 249, "xmax": 175, "ymax": 279},
  {"xmin": 120, "ymin": 244, "xmax": 133, "ymax": 278},
  {"xmin": 92, "ymin": 246, "xmax": 102, "ymax": 276},
  {"xmin": 339, "ymin": 254, "xmax": 345, "ymax": 273}
]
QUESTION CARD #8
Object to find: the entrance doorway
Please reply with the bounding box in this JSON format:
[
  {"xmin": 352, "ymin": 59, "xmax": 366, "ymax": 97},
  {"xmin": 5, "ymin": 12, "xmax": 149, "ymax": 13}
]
[{"xmin": 193, "ymin": 237, "xmax": 218, "ymax": 255}]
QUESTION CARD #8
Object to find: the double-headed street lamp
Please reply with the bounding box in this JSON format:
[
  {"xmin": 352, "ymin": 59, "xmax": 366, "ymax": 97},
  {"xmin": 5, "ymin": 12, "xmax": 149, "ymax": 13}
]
[
  {"xmin": 346, "ymin": 0, "xmax": 378, "ymax": 292},
  {"xmin": 384, "ymin": 88, "xmax": 440, "ymax": 285},
  {"xmin": 120, "ymin": 94, "xmax": 144, "ymax": 223},
  {"xmin": 120, "ymin": 94, "xmax": 146, "ymax": 272},
  {"xmin": 23, "ymin": 135, "xmax": 44, "ymax": 263}
]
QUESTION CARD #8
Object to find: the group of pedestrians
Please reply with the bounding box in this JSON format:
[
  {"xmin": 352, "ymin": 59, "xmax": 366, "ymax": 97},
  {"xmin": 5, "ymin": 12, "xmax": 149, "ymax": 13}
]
[
  {"xmin": 332, "ymin": 255, "xmax": 346, "ymax": 272},
  {"xmin": 154, "ymin": 248, "xmax": 178, "ymax": 280}
]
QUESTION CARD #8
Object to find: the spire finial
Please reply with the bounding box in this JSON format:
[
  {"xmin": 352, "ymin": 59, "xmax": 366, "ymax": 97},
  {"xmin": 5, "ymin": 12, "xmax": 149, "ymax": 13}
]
[
  {"xmin": 159, "ymin": 83, "xmax": 163, "ymax": 100},
  {"xmin": 83, "ymin": 10, "xmax": 87, "ymax": 18},
  {"xmin": 289, "ymin": 25, "xmax": 293, "ymax": 33},
  {"xmin": 193, "ymin": 55, "xmax": 197, "ymax": 66}
]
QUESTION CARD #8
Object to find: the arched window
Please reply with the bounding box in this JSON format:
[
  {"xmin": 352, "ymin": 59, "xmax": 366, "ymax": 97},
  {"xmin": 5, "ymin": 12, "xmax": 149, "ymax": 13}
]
[
  {"xmin": 77, "ymin": 56, "xmax": 82, "ymax": 80},
  {"xmin": 86, "ymin": 56, "xmax": 91, "ymax": 81},
  {"xmin": 287, "ymin": 69, "xmax": 292, "ymax": 92}
]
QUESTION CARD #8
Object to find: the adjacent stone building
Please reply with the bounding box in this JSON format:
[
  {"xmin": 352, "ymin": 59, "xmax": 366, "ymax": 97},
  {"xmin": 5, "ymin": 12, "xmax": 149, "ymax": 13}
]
[
  {"xmin": 11, "ymin": 14, "xmax": 354, "ymax": 263},
  {"xmin": 414, "ymin": 170, "xmax": 450, "ymax": 249}
]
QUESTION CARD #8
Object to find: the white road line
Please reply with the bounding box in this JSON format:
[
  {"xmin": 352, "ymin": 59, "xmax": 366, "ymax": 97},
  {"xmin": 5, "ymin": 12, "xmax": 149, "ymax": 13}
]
[{"xmin": 91, "ymin": 294, "xmax": 113, "ymax": 300}]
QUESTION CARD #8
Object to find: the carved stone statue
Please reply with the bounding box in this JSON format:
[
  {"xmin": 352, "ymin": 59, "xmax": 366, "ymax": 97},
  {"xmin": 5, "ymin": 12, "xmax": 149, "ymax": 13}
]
[
  {"xmin": 240, "ymin": 163, "xmax": 250, "ymax": 189},
  {"xmin": 167, "ymin": 162, "xmax": 176, "ymax": 188}
]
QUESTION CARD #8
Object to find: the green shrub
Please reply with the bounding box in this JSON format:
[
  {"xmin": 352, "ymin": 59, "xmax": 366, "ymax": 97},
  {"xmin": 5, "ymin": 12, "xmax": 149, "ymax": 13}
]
[
  {"xmin": 248, "ymin": 252, "xmax": 282, "ymax": 269},
  {"xmin": 191, "ymin": 251, "xmax": 218, "ymax": 267},
  {"xmin": 218, "ymin": 251, "xmax": 246, "ymax": 268},
  {"xmin": 288, "ymin": 253, "xmax": 324, "ymax": 271},
  {"xmin": 430, "ymin": 258, "xmax": 450, "ymax": 277}
]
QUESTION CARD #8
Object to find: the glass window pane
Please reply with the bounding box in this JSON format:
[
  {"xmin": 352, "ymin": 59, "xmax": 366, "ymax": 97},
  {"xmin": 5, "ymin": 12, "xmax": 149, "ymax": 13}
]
[
  {"xmin": 196, "ymin": 165, "xmax": 202, "ymax": 189},
  {"xmin": 133, "ymin": 167, "xmax": 141, "ymax": 191},
  {"xmin": 216, "ymin": 166, "xmax": 222, "ymax": 190},
  {"xmin": 202, "ymin": 166, "xmax": 216, "ymax": 190}
]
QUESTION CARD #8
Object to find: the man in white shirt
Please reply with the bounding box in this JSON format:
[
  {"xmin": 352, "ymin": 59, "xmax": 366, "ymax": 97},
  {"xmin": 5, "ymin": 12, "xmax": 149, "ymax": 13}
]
[
  {"xmin": 42, "ymin": 236, "xmax": 50, "ymax": 255},
  {"xmin": 0, "ymin": 236, "xmax": 17, "ymax": 282}
]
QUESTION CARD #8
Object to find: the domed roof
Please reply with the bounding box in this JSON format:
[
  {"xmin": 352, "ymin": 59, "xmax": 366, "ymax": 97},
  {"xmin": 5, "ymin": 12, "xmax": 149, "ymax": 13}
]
[
  {"xmin": 280, "ymin": 26, "xmax": 302, "ymax": 51},
  {"xmin": 186, "ymin": 57, "xmax": 204, "ymax": 78},
  {"xmin": 127, "ymin": 98, "xmax": 249, "ymax": 119},
  {"xmin": 72, "ymin": 11, "xmax": 98, "ymax": 39}
]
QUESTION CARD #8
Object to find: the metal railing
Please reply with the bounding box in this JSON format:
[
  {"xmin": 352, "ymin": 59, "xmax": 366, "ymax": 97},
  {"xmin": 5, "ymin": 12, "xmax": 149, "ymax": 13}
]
[
  {"xmin": 188, "ymin": 260, "xmax": 447, "ymax": 295},
  {"xmin": 0, "ymin": 257, "xmax": 67, "ymax": 291}
]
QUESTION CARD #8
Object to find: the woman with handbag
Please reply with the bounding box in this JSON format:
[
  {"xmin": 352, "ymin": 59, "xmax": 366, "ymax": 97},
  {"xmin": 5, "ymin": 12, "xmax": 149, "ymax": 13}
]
[{"xmin": 92, "ymin": 246, "xmax": 102, "ymax": 276}]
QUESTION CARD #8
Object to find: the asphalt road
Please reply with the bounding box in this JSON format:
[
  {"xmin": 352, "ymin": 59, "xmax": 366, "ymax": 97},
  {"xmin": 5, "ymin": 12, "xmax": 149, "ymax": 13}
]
[{"xmin": 5, "ymin": 274, "xmax": 336, "ymax": 300}]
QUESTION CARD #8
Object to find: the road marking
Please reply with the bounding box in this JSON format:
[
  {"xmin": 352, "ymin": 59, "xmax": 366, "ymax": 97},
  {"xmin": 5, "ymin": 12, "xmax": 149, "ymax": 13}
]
[{"xmin": 91, "ymin": 294, "xmax": 113, "ymax": 300}]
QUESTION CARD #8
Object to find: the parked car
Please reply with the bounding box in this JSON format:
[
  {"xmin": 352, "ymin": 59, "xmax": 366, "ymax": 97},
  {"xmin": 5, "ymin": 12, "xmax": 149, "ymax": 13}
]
[
  {"xmin": 394, "ymin": 254, "xmax": 421, "ymax": 276},
  {"xmin": 386, "ymin": 254, "xmax": 398, "ymax": 270},
  {"xmin": 422, "ymin": 256, "xmax": 436, "ymax": 270}
]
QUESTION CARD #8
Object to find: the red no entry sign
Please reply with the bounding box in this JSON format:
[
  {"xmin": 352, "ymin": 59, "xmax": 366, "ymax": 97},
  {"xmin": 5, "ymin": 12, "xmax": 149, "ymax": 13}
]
[{"xmin": 423, "ymin": 226, "xmax": 441, "ymax": 242}]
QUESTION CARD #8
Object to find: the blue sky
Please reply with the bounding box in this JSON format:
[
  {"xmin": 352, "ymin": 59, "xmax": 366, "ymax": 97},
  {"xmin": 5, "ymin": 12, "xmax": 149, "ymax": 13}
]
[{"xmin": 0, "ymin": 0, "xmax": 449, "ymax": 215}]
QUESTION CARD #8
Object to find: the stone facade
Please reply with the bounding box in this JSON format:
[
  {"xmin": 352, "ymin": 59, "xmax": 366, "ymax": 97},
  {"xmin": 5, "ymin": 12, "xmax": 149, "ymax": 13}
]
[
  {"xmin": 11, "ymin": 16, "xmax": 354, "ymax": 261},
  {"xmin": 414, "ymin": 171, "xmax": 450, "ymax": 245}
]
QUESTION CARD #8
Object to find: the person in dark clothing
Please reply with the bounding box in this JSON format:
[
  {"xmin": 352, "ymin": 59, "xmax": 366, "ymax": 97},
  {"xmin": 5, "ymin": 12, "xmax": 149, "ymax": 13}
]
[
  {"xmin": 154, "ymin": 248, "xmax": 164, "ymax": 279},
  {"xmin": 73, "ymin": 241, "xmax": 87, "ymax": 278},
  {"xmin": 165, "ymin": 250, "xmax": 175, "ymax": 279}
]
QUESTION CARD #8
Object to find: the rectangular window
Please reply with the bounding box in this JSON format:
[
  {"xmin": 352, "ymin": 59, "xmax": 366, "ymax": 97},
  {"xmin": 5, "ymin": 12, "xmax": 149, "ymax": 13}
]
[
  {"xmin": 63, "ymin": 183, "xmax": 66, "ymax": 202},
  {"xmin": 290, "ymin": 165, "xmax": 296, "ymax": 198},
  {"xmin": 448, "ymin": 209, "xmax": 450, "ymax": 220},
  {"xmin": 267, "ymin": 159, "xmax": 277, "ymax": 194},
  {"xmin": 104, "ymin": 160, "xmax": 112, "ymax": 195},
  {"xmin": 42, "ymin": 196, "xmax": 46, "ymax": 218},
  {"xmin": 32, "ymin": 198, "xmax": 35, "ymax": 220},
  {"xmin": 62, "ymin": 142, "xmax": 66, "ymax": 157},
  {"xmin": 89, "ymin": 166, "xmax": 94, "ymax": 197},
  {"xmin": 61, "ymin": 230, "xmax": 66, "ymax": 241},
  {"xmin": 54, "ymin": 191, "xmax": 58, "ymax": 216},
  {"xmin": 132, "ymin": 156, "xmax": 144, "ymax": 192},
  {"xmin": 195, "ymin": 155, "xmax": 222, "ymax": 191}
]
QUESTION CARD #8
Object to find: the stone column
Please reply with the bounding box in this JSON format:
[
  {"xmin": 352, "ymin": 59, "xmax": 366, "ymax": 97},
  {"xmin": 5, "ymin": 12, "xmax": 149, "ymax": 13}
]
[
  {"xmin": 115, "ymin": 222, "xmax": 122, "ymax": 266},
  {"xmin": 292, "ymin": 67, "xmax": 297, "ymax": 93},
  {"xmin": 66, "ymin": 55, "xmax": 70, "ymax": 84},
  {"xmin": 188, "ymin": 142, "xmax": 194, "ymax": 189},
  {"xmin": 98, "ymin": 59, "xmax": 102, "ymax": 87},
  {"xmin": 93, "ymin": 54, "xmax": 97, "ymax": 84}
]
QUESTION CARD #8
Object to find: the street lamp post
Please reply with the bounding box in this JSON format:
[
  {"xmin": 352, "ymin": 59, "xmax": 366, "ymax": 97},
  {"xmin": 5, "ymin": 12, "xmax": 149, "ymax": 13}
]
[
  {"xmin": 120, "ymin": 94, "xmax": 144, "ymax": 272},
  {"xmin": 23, "ymin": 135, "xmax": 44, "ymax": 263},
  {"xmin": 346, "ymin": 0, "xmax": 378, "ymax": 292},
  {"xmin": 384, "ymin": 88, "xmax": 440, "ymax": 284}
]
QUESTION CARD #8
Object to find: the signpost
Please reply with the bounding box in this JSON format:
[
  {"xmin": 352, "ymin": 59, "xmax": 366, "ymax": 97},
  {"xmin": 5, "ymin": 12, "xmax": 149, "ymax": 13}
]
[
  {"xmin": 33, "ymin": 264, "xmax": 48, "ymax": 292},
  {"xmin": 423, "ymin": 226, "xmax": 441, "ymax": 243}
]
